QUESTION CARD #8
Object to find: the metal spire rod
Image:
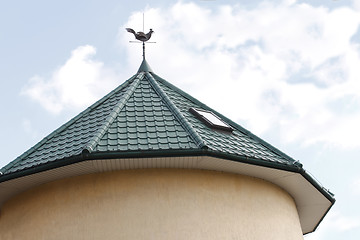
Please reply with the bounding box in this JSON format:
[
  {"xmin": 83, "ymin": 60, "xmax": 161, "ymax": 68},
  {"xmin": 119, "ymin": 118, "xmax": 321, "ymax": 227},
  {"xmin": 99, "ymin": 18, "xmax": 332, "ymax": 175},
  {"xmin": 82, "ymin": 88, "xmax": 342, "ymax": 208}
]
[
  {"xmin": 143, "ymin": 41, "xmax": 145, "ymax": 60},
  {"xmin": 126, "ymin": 13, "xmax": 155, "ymax": 60}
]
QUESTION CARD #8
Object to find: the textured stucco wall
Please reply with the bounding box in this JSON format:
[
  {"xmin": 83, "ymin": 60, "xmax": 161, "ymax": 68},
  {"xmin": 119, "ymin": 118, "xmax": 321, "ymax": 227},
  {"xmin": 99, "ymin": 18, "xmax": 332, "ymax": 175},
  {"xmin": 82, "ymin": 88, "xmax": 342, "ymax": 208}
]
[{"xmin": 0, "ymin": 169, "xmax": 303, "ymax": 240}]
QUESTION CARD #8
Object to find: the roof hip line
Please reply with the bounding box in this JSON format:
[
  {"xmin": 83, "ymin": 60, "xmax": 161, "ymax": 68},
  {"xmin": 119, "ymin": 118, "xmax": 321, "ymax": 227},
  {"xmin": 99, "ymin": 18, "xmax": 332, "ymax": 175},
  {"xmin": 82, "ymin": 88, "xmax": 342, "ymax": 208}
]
[
  {"xmin": 145, "ymin": 72, "xmax": 207, "ymax": 149},
  {"xmin": 82, "ymin": 73, "xmax": 144, "ymax": 155}
]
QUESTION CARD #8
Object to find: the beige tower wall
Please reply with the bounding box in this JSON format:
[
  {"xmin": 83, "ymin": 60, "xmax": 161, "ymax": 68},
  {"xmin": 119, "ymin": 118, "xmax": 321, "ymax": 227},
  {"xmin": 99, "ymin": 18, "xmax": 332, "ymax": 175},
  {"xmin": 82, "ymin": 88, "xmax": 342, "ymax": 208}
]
[{"xmin": 0, "ymin": 169, "xmax": 303, "ymax": 240}]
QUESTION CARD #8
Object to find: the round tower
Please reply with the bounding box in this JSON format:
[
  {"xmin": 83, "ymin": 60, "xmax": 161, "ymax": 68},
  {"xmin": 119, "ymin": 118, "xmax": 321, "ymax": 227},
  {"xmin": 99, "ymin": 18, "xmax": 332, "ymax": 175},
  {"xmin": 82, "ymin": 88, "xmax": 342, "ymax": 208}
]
[{"xmin": 0, "ymin": 59, "xmax": 334, "ymax": 239}]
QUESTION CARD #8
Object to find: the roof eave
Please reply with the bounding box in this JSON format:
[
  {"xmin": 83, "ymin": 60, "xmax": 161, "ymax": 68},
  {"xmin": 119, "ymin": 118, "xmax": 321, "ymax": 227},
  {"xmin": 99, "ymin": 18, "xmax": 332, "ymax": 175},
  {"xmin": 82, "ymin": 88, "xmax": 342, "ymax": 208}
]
[
  {"xmin": 0, "ymin": 151, "xmax": 334, "ymax": 235},
  {"xmin": 0, "ymin": 148, "xmax": 335, "ymax": 204}
]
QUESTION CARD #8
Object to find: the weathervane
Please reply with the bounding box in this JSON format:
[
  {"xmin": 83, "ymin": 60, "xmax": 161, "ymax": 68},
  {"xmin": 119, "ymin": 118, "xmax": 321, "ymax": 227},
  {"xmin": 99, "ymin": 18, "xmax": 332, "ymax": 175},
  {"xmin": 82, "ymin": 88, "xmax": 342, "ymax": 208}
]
[{"xmin": 126, "ymin": 14, "xmax": 155, "ymax": 60}]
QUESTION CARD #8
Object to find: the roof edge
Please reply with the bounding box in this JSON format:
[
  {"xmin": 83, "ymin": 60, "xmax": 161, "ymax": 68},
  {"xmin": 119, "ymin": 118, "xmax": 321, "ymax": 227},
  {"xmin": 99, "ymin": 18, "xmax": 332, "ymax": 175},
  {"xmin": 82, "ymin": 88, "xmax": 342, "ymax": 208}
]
[
  {"xmin": 0, "ymin": 148, "xmax": 335, "ymax": 204},
  {"xmin": 0, "ymin": 149, "xmax": 301, "ymax": 183},
  {"xmin": 0, "ymin": 147, "xmax": 335, "ymax": 234},
  {"xmin": 304, "ymin": 200, "xmax": 335, "ymax": 235}
]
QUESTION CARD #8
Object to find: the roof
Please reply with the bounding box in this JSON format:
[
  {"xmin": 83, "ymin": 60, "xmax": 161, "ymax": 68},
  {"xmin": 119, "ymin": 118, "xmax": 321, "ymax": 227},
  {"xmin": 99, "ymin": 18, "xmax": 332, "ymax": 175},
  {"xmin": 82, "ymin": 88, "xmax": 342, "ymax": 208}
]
[
  {"xmin": 1, "ymin": 59, "xmax": 297, "ymax": 175},
  {"xmin": 0, "ymin": 59, "xmax": 335, "ymax": 234}
]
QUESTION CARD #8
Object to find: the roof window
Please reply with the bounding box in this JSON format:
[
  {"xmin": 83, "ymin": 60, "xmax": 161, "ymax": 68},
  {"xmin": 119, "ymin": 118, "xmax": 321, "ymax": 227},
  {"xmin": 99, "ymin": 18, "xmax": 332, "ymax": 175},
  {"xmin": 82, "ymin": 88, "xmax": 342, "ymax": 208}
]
[{"xmin": 189, "ymin": 108, "xmax": 233, "ymax": 132}]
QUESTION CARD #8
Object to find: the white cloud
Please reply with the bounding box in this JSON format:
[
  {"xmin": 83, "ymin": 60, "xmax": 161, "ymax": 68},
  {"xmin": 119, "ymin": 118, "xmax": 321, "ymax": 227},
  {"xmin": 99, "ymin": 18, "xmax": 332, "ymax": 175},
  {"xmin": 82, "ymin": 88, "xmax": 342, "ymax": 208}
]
[
  {"xmin": 305, "ymin": 211, "xmax": 360, "ymax": 239},
  {"xmin": 22, "ymin": 45, "xmax": 118, "ymax": 114},
  {"xmin": 21, "ymin": 119, "xmax": 38, "ymax": 140},
  {"xmin": 22, "ymin": 1, "xmax": 360, "ymax": 149},
  {"xmin": 121, "ymin": 1, "xmax": 360, "ymax": 149},
  {"xmin": 352, "ymin": 177, "xmax": 360, "ymax": 196},
  {"xmin": 353, "ymin": 0, "xmax": 360, "ymax": 11}
]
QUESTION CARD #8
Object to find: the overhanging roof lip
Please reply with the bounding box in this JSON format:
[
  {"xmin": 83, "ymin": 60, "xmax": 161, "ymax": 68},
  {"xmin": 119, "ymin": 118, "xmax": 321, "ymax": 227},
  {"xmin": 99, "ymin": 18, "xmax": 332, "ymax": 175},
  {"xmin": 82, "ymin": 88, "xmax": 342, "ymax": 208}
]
[
  {"xmin": 0, "ymin": 153, "xmax": 335, "ymax": 235},
  {"xmin": 0, "ymin": 154, "xmax": 83, "ymax": 183},
  {"xmin": 304, "ymin": 201, "xmax": 335, "ymax": 235},
  {"xmin": 88, "ymin": 149, "xmax": 335, "ymax": 203},
  {"xmin": 0, "ymin": 148, "xmax": 335, "ymax": 204}
]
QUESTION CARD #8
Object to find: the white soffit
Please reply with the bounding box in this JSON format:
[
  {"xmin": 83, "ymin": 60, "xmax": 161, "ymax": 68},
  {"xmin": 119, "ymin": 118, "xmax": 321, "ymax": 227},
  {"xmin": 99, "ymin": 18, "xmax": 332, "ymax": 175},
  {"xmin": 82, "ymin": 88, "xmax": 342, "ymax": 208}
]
[{"xmin": 0, "ymin": 156, "xmax": 331, "ymax": 234}]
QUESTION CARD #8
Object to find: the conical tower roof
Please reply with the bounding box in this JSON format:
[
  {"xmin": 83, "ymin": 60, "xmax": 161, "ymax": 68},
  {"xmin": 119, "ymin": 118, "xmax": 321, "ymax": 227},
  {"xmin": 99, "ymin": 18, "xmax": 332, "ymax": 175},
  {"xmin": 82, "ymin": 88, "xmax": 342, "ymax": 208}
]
[{"xmin": 0, "ymin": 59, "xmax": 334, "ymax": 234}]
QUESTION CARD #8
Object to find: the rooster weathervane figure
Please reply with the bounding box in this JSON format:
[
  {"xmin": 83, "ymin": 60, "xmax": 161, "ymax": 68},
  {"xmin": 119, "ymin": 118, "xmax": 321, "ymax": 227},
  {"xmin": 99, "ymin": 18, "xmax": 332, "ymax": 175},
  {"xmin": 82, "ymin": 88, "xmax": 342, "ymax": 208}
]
[
  {"xmin": 126, "ymin": 28, "xmax": 154, "ymax": 42},
  {"xmin": 126, "ymin": 27, "xmax": 155, "ymax": 60}
]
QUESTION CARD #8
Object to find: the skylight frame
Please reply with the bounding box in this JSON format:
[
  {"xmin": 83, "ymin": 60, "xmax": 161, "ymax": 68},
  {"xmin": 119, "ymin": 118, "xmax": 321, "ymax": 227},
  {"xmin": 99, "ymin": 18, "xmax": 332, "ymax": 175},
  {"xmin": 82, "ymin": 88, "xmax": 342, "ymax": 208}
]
[{"xmin": 189, "ymin": 108, "xmax": 233, "ymax": 132}]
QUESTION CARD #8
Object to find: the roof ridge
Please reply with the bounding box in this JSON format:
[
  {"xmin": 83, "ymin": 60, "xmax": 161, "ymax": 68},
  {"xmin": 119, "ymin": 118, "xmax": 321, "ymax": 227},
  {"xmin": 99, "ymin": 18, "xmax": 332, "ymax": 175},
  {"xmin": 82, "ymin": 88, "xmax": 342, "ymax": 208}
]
[
  {"xmin": 145, "ymin": 72, "xmax": 207, "ymax": 149},
  {"xmin": 151, "ymin": 73, "xmax": 296, "ymax": 164},
  {"xmin": 82, "ymin": 72, "xmax": 144, "ymax": 154},
  {"xmin": 1, "ymin": 75, "xmax": 137, "ymax": 173}
]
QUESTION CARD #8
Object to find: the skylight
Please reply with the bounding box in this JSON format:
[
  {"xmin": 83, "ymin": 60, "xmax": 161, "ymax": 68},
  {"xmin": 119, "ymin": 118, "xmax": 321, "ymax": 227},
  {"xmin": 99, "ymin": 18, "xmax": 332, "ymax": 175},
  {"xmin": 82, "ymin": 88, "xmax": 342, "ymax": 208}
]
[{"xmin": 189, "ymin": 108, "xmax": 233, "ymax": 132}]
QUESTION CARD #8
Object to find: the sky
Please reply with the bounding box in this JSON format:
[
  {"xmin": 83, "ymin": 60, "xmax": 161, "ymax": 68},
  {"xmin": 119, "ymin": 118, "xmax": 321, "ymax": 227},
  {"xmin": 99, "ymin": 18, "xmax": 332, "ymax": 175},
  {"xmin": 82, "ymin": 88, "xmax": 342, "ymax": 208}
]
[{"xmin": 1, "ymin": 0, "xmax": 360, "ymax": 239}]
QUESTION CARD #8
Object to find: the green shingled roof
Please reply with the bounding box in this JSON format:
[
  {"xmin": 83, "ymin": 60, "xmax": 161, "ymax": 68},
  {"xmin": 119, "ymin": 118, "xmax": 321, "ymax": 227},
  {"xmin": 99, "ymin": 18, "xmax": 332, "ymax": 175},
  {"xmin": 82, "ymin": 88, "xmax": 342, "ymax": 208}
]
[{"xmin": 1, "ymin": 59, "xmax": 301, "ymax": 176}]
